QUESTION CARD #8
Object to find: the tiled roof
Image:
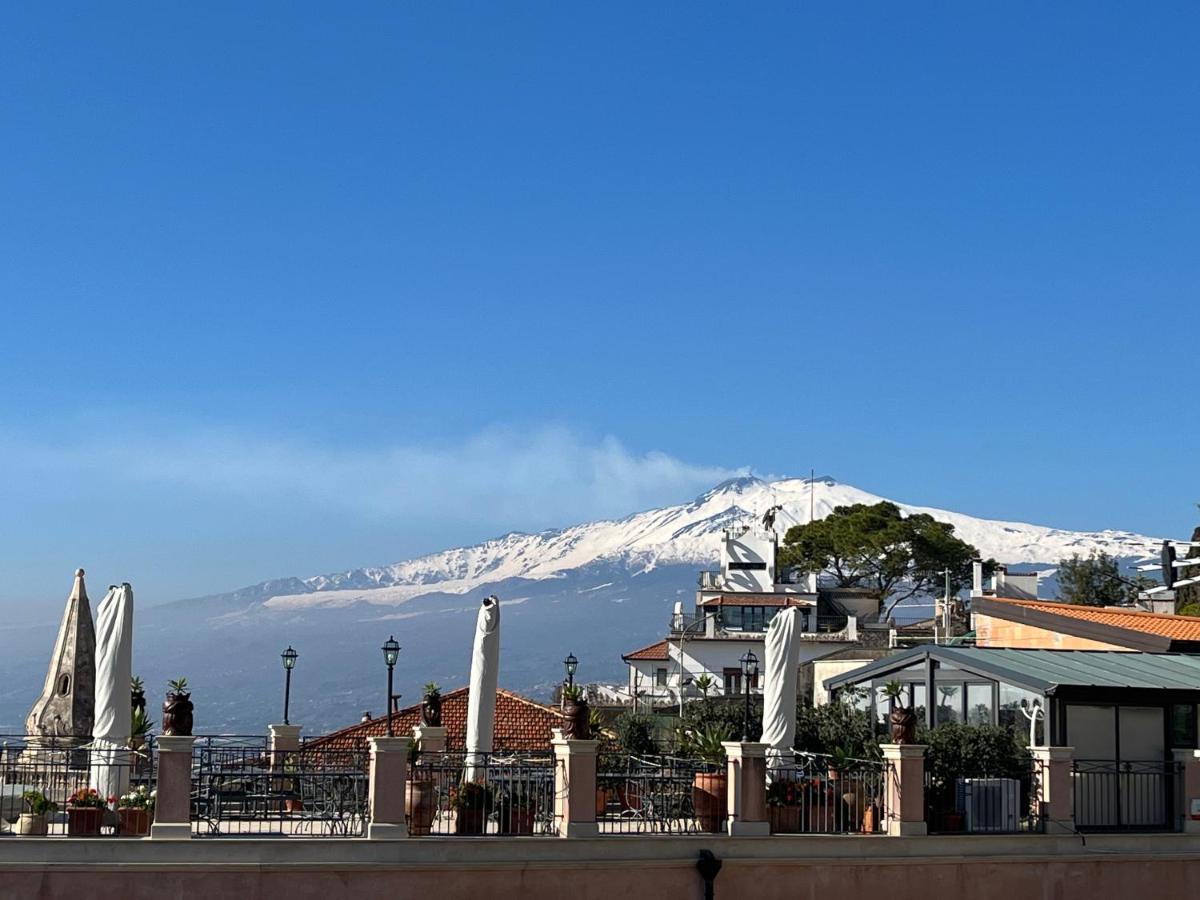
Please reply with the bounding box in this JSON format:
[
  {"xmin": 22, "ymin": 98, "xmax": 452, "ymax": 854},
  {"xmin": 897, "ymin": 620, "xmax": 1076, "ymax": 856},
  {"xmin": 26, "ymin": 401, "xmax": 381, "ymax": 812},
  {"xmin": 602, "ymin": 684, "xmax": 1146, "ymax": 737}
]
[
  {"xmin": 623, "ymin": 639, "xmax": 670, "ymax": 661},
  {"xmin": 305, "ymin": 687, "xmax": 563, "ymax": 753},
  {"xmin": 699, "ymin": 594, "xmax": 813, "ymax": 607},
  {"xmin": 983, "ymin": 598, "xmax": 1200, "ymax": 643}
]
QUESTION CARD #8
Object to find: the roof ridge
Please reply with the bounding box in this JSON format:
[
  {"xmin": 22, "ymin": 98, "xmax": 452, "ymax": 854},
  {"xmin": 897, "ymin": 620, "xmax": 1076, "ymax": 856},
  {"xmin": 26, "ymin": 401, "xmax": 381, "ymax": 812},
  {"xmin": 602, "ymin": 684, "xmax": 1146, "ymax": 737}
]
[{"xmin": 994, "ymin": 597, "xmax": 1199, "ymax": 622}]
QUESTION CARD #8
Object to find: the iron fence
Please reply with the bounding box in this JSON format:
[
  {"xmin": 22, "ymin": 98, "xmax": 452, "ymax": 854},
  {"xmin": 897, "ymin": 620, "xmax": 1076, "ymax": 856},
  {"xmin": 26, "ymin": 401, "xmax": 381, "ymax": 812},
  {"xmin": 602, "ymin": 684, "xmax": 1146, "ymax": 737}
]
[
  {"xmin": 0, "ymin": 735, "xmax": 156, "ymax": 836},
  {"xmin": 1073, "ymin": 759, "xmax": 1181, "ymax": 833},
  {"xmin": 596, "ymin": 754, "xmax": 726, "ymax": 835},
  {"xmin": 765, "ymin": 752, "xmax": 888, "ymax": 834},
  {"xmin": 408, "ymin": 750, "xmax": 558, "ymax": 836},
  {"xmin": 925, "ymin": 757, "xmax": 1045, "ymax": 834},
  {"xmin": 191, "ymin": 744, "xmax": 368, "ymax": 837}
]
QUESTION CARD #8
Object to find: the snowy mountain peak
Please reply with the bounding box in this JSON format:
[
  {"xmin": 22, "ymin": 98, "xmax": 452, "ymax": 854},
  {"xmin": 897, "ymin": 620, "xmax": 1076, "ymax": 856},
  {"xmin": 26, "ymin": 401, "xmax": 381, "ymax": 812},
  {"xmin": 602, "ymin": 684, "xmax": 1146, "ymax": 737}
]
[{"xmin": 258, "ymin": 477, "xmax": 1162, "ymax": 612}]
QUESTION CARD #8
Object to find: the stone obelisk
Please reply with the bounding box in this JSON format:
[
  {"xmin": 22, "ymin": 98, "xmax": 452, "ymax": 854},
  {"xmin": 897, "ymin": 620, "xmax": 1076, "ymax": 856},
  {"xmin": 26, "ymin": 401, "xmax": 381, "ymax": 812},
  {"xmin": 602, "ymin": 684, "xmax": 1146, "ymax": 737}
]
[{"xmin": 25, "ymin": 569, "xmax": 96, "ymax": 742}]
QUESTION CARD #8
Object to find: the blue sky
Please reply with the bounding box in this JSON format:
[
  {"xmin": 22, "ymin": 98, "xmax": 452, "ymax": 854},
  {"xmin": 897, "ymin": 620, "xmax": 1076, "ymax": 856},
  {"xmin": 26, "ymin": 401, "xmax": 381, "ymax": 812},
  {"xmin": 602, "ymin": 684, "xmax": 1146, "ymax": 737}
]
[{"xmin": 1, "ymin": 3, "xmax": 1196, "ymax": 619}]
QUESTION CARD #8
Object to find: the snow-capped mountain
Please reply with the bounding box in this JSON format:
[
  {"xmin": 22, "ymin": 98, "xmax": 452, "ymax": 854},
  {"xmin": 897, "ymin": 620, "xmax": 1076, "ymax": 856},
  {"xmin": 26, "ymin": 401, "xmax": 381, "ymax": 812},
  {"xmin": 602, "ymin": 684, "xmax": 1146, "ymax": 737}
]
[{"xmin": 261, "ymin": 475, "xmax": 1161, "ymax": 611}]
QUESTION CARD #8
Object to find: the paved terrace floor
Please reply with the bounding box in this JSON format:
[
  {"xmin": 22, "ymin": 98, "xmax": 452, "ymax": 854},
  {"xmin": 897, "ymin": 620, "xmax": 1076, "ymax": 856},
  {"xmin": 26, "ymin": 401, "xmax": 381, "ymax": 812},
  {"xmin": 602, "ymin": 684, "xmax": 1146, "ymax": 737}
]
[{"xmin": 1, "ymin": 833, "xmax": 1200, "ymax": 900}]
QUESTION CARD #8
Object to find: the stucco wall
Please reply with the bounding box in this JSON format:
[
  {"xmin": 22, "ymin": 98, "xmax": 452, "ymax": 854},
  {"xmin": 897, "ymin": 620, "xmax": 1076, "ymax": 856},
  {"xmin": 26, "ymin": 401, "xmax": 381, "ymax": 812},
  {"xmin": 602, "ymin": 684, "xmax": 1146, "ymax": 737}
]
[{"xmin": 974, "ymin": 613, "xmax": 1130, "ymax": 651}]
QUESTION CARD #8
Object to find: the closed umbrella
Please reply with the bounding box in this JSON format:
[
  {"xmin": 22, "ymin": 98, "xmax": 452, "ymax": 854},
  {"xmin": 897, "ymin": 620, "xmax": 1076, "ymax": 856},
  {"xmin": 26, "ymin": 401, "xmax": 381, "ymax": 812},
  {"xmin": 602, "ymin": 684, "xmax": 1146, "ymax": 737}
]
[
  {"xmin": 463, "ymin": 596, "xmax": 500, "ymax": 782},
  {"xmin": 90, "ymin": 583, "xmax": 133, "ymax": 803},
  {"xmin": 760, "ymin": 606, "xmax": 802, "ymax": 780}
]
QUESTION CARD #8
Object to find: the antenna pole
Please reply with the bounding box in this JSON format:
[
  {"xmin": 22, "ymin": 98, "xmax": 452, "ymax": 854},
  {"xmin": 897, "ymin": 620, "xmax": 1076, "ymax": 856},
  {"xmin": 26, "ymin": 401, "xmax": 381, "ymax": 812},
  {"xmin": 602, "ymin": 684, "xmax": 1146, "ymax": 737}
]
[{"xmin": 810, "ymin": 468, "xmax": 815, "ymax": 522}]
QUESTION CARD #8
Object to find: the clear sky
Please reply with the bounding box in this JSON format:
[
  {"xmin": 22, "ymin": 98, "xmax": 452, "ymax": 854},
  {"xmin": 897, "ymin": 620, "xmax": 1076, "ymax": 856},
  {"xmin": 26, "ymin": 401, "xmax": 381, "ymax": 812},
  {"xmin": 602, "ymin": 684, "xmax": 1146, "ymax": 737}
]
[{"xmin": 1, "ymin": 3, "xmax": 1197, "ymax": 621}]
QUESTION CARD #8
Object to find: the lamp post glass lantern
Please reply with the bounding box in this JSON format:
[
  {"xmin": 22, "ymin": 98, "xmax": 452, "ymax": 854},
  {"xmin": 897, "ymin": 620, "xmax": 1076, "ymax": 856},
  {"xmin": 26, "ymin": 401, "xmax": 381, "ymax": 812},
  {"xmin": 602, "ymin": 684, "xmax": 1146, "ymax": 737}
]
[
  {"xmin": 281, "ymin": 646, "xmax": 298, "ymax": 725},
  {"xmin": 563, "ymin": 653, "xmax": 578, "ymax": 689},
  {"xmin": 381, "ymin": 636, "xmax": 400, "ymax": 737},
  {"xmin": 740, "ymin": 650, "xmax": 758, "ymax": 742}
]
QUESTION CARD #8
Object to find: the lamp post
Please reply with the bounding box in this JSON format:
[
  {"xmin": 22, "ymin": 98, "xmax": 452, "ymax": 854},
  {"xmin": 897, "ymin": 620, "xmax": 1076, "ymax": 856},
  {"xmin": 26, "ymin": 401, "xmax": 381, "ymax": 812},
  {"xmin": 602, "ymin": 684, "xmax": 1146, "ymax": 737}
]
[
  {"xmin": 280, "ymin": 646, "xmax": 298, "ymax": 725},
  {"xmin": 381, "ymin": 636, "xmax": 400, "ymax": 737},
  {"xmin": 563, "ymin": 653, "xmax": 578, "ymax": 690},
  {"xmin": 740, "ymin": 650, "xmax": 758, "ymax": 742}
]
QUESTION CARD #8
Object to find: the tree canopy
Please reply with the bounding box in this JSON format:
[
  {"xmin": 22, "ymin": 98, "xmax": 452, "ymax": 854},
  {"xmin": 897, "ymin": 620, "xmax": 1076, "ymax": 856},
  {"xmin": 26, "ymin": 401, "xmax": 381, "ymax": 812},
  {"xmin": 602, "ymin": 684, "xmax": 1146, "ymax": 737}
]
[
  {"xmin": 1055, "ymin": 550, "xmax": 1148, "ymax": 605},
  {"xmin": 776, "ymin": 501, "xmax": 981, "ymax": 613}
]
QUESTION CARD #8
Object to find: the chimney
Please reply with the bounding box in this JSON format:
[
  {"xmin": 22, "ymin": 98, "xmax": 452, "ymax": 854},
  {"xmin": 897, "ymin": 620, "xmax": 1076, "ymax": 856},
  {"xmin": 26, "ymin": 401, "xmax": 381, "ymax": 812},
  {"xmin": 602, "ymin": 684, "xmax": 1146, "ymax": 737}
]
[
  {"xmin": 972, "ymin": 560, "xmax": 984, "ymax": 596},
  {"xmin": 994, "ymin": 565, "xmax": 1007, "ymax": 595}
]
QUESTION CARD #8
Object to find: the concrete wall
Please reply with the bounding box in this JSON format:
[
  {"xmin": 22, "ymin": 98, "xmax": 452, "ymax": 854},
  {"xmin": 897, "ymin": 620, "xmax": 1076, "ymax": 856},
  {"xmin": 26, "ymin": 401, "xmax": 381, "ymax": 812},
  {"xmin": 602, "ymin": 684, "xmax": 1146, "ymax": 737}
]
[
  {"xmin": 813, "ymin": 658, "xmax": 873, "ymax": 705},
  {"xmin": 2, "ymin": 834, "xmax": 1200, "ymax": 900},
  {"xmin": 974, "ymin": 613, "xmax": 1130, "ymax": 651}
]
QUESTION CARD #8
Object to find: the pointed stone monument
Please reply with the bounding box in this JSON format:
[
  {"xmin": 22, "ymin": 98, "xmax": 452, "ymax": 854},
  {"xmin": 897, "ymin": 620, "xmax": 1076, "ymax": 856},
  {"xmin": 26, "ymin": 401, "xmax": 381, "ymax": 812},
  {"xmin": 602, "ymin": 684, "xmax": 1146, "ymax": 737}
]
[{"xmin": 25, "ymin": 569, "xmax": 97, "ymax": 742}]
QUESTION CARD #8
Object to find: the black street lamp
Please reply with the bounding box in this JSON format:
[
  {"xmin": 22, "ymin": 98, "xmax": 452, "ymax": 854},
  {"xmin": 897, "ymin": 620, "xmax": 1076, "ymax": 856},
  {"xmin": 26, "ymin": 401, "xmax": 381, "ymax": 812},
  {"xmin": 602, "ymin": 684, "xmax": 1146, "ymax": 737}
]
[
  {"xmin": 563, "ymin": 653, "xmax": 578, "ymax": 690},
  {"xmin": 280, "ymin": 646, "xmax": 298, "ymax": 725},
  {"xmin": 381, "ymin": 636, "xmax": 400, "ymax": 737},
  {"xmin": 740, "ymin": 650, "xmax": 758, "ymax": 742}
]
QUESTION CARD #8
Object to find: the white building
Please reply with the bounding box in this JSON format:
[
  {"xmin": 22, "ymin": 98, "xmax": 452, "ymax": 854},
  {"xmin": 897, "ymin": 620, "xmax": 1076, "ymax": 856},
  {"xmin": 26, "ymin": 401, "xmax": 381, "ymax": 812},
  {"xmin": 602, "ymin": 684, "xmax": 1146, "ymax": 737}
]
[{"xmin": 622, "ymin": 523, "xmax": 879, "ymax": 708}]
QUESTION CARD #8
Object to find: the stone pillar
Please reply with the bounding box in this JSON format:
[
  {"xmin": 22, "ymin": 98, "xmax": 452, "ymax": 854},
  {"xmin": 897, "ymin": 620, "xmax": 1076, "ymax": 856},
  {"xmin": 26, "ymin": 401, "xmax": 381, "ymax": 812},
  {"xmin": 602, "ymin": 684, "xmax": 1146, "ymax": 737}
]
[
  {"xmin": 367, "ymin": 736, "xmax": 409, "ymax": 839},
  {"xmin": 552, "ymin": 729, "xmax": 599, "ymax": 838},
  {"xmin": 150, "ymin": 735, "xmax": 196, "ymax": 839},
  {"xmin": 880, "ymin": 743, "xmax": 927, "ymax": 836},
  {"xmin": 1173, "ymin": 748, "xmax": 1200, "ymax": 835},
  {"xmin": 412, "ymin": 724, "xmax": 447, "ymax": 755},
  {"xmin": 722, "ymin": 741, "xmax": 769, "ymax": 836},
  {"xmin": 269, "ymin": 723, "xmax": 302, "ymax": 764},
  {"xmin": 1031, "ymin": 746, "xmax": 1075, "ymax": 834}
]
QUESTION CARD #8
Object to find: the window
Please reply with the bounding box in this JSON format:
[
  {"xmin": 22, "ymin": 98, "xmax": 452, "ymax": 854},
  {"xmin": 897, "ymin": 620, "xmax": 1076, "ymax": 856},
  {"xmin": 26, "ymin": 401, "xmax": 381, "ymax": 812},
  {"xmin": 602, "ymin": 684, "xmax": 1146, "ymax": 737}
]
[
  {"xmin": 57, "ymin": 674, "xmax": 71, "ymax": 696},
  {"xmin": 966, "ymin": 683, "xmax": 993, "ymax": 726},
  {"xmin": 935, "ymin": 685, "xmax": 961, "ymax": 725},
  {"xmin": 655, "ymin": 668, "xmax": 668, "ymax": 688},
  {"xmin": 720, "ymin": 605, "xmax": 775, "ymax": 632},
  {"xmin": 998, "ymin": 684, "xmax": 1044, "ymax": 745},
  {"xmin": 1170, "ymin": 704, "xmax": 1197, "ymax": 749},
  {"xmin": 723, "ymin": 668, "xmax": 741, "ymax": 695},
  {"xmin": 728, "ymin": 562, "xmax": 767, "ymax": 571}
]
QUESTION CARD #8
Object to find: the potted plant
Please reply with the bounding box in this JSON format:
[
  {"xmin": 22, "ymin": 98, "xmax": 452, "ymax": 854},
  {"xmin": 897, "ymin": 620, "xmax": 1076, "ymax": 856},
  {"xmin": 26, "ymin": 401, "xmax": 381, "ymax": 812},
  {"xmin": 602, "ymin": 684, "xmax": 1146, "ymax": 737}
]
[
  {"xmin": 420, "ymin": 682, "xmax": 442, "ymax": 727},
  {"xmin": 884, "ymin": 680, "xmax": 917, "ymax": 744},
  {"xmin": 451, "ymin": 781, "xmax": 493, "ymax": 835},
  {"xmin": 694, "ymin": 674, "xmax": 714, "ymax": 698},
  {"xmin": 766, "ymin": 779, "xmax": 806, "ymax": 834},
  {"xmin": 406, "ymin": 736, "xmax": 436, "ymax": 836},
  {"xmin": 66, "ymin": 787, "xmax": 107, "ymax": 836},
  {"xmin": 130, "ymin": 675, "xmax": 146, "ymax": 714},
  {"xmin": 116, "ymin": 785, "xmax": 154, "ymax": 836},
  {"xmin": 496, "ymin": 785, "xmax": 538, "ymax": 835},
  {"xmin": 161, "ymin": 677, "xmax": 194, "ymax": 736},
  {"xmin": 688, "ymin": 724, "xmax": 730, "ymax": 834},
  {"xmin": 16, "ymin": 790, "xmax": 56, "ymax": 835},
  {"xmin": 561, "ymin": 683, "xmax": 590, "ymax": 739}
]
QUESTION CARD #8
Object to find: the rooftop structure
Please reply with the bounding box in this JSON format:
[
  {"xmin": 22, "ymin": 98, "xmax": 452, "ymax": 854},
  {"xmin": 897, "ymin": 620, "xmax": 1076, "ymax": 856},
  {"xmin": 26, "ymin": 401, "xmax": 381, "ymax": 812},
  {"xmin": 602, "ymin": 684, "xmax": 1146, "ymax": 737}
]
[
  {"xmin": 25, "ymin": 569, "xmax": 96, "ymax": 741},
  {"xmin": 974, "ymin": 596, "xmax": 1200, "ymax": 653}
]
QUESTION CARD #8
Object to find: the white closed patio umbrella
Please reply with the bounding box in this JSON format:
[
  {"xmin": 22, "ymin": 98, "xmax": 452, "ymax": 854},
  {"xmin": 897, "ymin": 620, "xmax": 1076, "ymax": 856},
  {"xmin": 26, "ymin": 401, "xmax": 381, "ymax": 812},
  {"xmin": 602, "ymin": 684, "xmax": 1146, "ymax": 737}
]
[
  {"xmin": 760, "ymin": 606, "xmax": 802, "ymax": 781},
  {"xmin": 90, "ymin": 583, "xmax": 134, "ymax": 803},
  {"xmin": 463, "ymin": 595, "xmax": 500, "ymax": 782}
]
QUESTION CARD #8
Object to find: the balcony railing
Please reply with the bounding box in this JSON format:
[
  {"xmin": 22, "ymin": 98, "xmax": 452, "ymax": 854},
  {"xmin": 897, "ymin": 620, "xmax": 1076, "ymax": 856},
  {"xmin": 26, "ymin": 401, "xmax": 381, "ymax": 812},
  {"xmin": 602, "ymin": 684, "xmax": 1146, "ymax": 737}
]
[{"xmin": 408, "ymin": 750, "xmax": 558, "ymax": 836}]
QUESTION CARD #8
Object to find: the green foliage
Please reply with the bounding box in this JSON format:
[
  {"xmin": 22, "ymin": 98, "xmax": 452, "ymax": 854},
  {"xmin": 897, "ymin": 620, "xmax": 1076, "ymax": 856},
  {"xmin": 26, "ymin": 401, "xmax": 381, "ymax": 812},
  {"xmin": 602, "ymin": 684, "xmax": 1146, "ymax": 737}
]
[
  {"xmin": 679, "ymin": 723, "xmax": 733, "ymax": 765},
  {"xmin": 1056, "ymin": 551, "xmax": 1151, "ymax": 605},
  {"xmin": 766, "ymin": 779, "xmax": 809, "ymax": 808},
  {"xmin": 777, "ymin": 501, "xmax": 981, "ymax": 611},
  {"xmin": 694, "ymin": 674, "xmax": 714, "ymax": 698},
  {"xmin": 682, "ymin": 696, "xmax": 762, "ymax": 742},
  {"xmin": 130, "ymin": 706, "xmax": 154, "ymax": 750},
  {"xmin": 130, "ymin": 675, "xmax": 144, "ymax": 693},
  {"xmin": 167, "ymin": 677, "xmax": 189, "ymax": 695},
  {"xmin": 22, "ymin": 790, "xmax": 57, "ymax": 816},
  {"xmin": 924, "ymin": 723, "xmax": 1026, "ymax": 789},
  {"xmin": 423, "ymin": 682, "xmax": 441, "ymax": 699},
  {"xmin": 1176, "ymin": 603, "xmax": 1200, "ymax": 617},
  {"xmin": 882, "ymin": 680, "xmax": 905, "ymax": 704},
  {"xmin": 793, "ymin": 700, "xmax": 879, "ymax": 760},
  {"xmin": 562, "ymin": 683, "xmax": 585, "ymax": 702},
  {"xmin": 451, "ymin": 781, "xmax": 493, "ymax": 811},
  {"xmin": 613, "ymin": 712, "xmax": 657, "ymax": 758}
]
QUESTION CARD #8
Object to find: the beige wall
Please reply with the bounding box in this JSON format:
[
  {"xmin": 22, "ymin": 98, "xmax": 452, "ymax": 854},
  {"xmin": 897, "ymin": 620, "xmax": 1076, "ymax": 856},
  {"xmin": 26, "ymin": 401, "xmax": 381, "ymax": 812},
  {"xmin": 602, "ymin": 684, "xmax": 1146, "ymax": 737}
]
[
  {"xmin": 813, "ymin": 659, "xmax": 873, "ymax": 704},
  {"xmin": 974, "ymin": 613, "xmax": 1131, "ymax": 651}
]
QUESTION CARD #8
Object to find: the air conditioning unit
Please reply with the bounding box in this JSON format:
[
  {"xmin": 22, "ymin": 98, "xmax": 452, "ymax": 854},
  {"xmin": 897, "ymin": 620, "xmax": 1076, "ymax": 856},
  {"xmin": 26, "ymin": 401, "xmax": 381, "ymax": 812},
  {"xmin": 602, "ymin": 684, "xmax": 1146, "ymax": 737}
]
[{"xmin": 956, "ymin": 777, "xmax": 1020, "ymax": 833}]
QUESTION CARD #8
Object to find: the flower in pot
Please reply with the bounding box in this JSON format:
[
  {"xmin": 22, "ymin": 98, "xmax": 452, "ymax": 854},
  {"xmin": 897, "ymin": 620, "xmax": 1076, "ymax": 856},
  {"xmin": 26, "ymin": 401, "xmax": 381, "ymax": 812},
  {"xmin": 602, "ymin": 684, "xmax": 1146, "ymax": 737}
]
[
  {"xmin": 161, "ymin": 677, "xmax": 194, "ymax": 736},
  {"xmin": 116, "ymin": 785, "xmax": 154, "ymax": 836},
  {"xmin": 688, "ymin": 724, "xmax": 731, "ymax": 834},
  {"xmin": 17, "ymin": 790, "xmax": 56, "ymax": 836},
  {"xmin": 884, "ymin": 680, "xmax": 917, "ymax": 744},
  {"xmin": 560, "ymin": 683, "xmax": 590, "ymax": 740},
  {"xmin": 420, "ymin": 682, "xmax": 442, "ymax": 727},
  {"xmin": 766, "ymin": 778, "xmax": 806, "ymax": 834},
  {"xmin": 451, "ymin": 781, "xmax": 493, "ymax": 835},
  {"xmin": 495, "ymin": 785, "xmax": 539, "ymax": 835},
  {"xmin": 66, "ymin": 787, "xmax": 108, "ymax": 836}
]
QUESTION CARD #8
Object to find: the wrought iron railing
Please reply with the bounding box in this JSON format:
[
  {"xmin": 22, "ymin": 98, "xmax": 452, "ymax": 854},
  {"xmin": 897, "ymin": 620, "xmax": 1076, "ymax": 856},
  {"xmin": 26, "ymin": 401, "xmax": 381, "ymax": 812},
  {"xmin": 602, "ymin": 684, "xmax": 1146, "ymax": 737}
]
[
  {"xmin": 596, "ymin": 754, "xmax": 726, "ymax": 835},
  {"xmin": 407, "ymin": 750, "xmax": 558, "ymax": 836},
  {"xmin": 765, "ymin": 752, "xmax": 889, "ymax": 834},
  {"xmin": 190, "ymin": 744, "xmax": 368, "ymax": 837},
  {"xmin": 925, "ymin": 757, "xmax": 1045, "ymax": 834},
  {"xmin": 1072, "ymin": 759, "xmax": 1182, "ymax": 833},
  {"xmin": 0, "ymin": 734, "xmax": 156, "ymax": 836}
]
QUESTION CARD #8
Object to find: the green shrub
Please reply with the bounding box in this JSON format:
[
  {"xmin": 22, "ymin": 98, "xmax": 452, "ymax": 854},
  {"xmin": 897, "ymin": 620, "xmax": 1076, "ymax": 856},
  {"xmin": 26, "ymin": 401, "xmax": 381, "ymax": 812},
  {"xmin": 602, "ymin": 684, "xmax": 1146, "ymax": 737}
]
[
  {"xmin": 793, "ymin": 700, "xmax": 878, "ymax": 760},
  {"xmin": 924, "ymin": 723, "xmax": 1026, "ymax": 789},
  {"xmin": 682, "ymin": 696, "xmax": 762, "ymax": 742},
  {"xmin": 613, "ymin": 712, "xmax": 657, "ymax": 758}
]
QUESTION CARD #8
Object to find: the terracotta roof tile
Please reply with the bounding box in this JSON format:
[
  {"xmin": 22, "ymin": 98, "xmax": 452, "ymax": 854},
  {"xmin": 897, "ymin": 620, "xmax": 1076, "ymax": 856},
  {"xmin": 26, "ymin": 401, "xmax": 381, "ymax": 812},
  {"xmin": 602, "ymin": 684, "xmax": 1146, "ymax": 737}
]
[
  {"xmin": 622, "ymin": 639, "xmax": 670, "ymax": 661},
  {"xmin": 985, "ymin": 598, "xmax": 1200, "ymax": 643},
  {"xmin": 305, "ymin": 687, "xmax": 563, "ymax": 754},
  {"xmin": 699, "ymin": 594, "xmax": 813, "ymax": 607}
]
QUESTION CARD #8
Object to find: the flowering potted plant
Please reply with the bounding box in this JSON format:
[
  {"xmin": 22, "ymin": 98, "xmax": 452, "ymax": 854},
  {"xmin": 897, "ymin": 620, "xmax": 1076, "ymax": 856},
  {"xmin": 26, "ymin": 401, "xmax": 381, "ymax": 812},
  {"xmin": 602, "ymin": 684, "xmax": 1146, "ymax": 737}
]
[
  {"xmin": 766, "ymin": 779, "xmax": 808, "ymax": 834},
  {"xmin": 116, "ymin": 786, "xmax": 155, "ymax": 836},
  {"xmin": 450, "ymin": 781, "xmax": 493, "ymax": 835},
  {"xmin": 16, "ymin": 790, "xmax": 56, "ymax": 835},
  {"xmin": 66, "ymin": 787, "xmax": 108, "ymax": 836}
]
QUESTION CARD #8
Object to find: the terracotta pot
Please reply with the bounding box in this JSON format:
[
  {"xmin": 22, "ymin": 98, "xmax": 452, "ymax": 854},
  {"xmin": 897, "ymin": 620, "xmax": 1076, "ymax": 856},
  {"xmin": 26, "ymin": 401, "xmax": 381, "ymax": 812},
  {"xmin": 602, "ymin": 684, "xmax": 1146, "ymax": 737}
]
[
  {"xmin": 284, "ymin": 798, "xmax": 304, "ymax": 813},
  {"xmin": 595, "ymin": 787, "xmax": 610, "ymax": 817},
  {"xmin": 862, "ymin": 802, "xmax": 877, "ymax": 834},
  {"xmin": 943, "ymin": 811, "xmax": 964, "ymax": 832},
  {"xmin": 561, "ymin": 698, "xmax": 590, "ymax": 739},
  {"xmin": 889, "ymin": 706, "xmax": 917, "ymax": 744},
  {"xmin": 455, "ymin": 807, "xmax": 488, "ymax": 835},
  {"xmin": 406, "ymin": 779, "xmax": 436, "ymax": 836},
  {"xmin": 498, "ymin": 806, "xmax": 536, "ymax": 835},
  {"xmin": 161, "ymin": 692, "xmax": 194, "ymax": 736},
  {"xmin": 420, "ymin": 694, "xmax": 442, "ymax": 727},
  {"xmin": 769, "ymin": 805, "xmax": 802, "ymax": 834},
  {"xmin": 15, "ymin": 813, "xmax": 48, "ymax": 836},
  {"xmin": 117, "ymin": 807, "xmax": 151, "ymax": 836},
  {"xmin": 67, "ymin": 807, "xmax": 104, "ymax": 836},
  {"xmin": 692, "ymin": 772, "xmax": 727, "ymax": 834}
]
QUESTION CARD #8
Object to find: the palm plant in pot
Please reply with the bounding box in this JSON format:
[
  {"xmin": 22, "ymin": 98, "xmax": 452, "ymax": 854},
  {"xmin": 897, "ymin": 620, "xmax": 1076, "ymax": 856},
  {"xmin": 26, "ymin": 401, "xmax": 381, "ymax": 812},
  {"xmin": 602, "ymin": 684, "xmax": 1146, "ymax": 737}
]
[
  {"xmin": 451, "ymin": 781, "xmax": 494, "ymax": 835},
  {"xmin": 884, "ymin": 680, "xmax": 917, "ymax": 744},
  {"xmin": 161, "ymin": 677, "xmax": 194, "ymax": 736},
  {"xmin": 16, "ymin": 790, "xmax": 56, "ymax": 836},
  {"xmin": 561, "ymin": 683, "xmax": 590, "ymax": 739},
  {"xmin": 687, "ymin": 724, "xmax": 731, "ymax": 834},
  {"xmin": 420, "ymin": 682, "xmax": 442, "ymax": 727},
  {"xmin": 130, "ymin": 675, "xmax": 146, "ymax": 714}
]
